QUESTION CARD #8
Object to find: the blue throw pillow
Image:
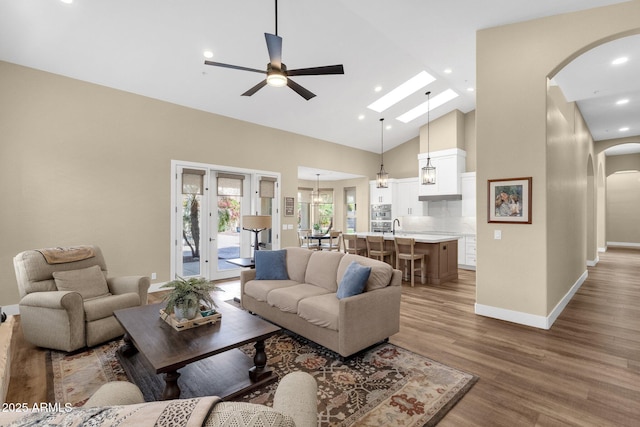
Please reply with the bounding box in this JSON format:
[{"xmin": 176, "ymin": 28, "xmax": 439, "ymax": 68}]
[
  {"xmin": 255, "ymin": 250, "xmax": 289, "ymax": 280},
  {"xmin": 337, "ymin": 261, "xmax": 371, "ymax": 299}
]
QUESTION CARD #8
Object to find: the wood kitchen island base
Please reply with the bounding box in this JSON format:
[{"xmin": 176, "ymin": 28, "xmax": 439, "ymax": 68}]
[{"xmin": 356, "ymin": 233, "xmax": 459, "ymax": 285}]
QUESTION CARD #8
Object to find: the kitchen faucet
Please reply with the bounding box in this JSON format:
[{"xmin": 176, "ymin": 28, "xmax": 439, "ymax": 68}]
[{"xmin": 392, "ymin": 218, "xmax": 400, "ymax": 235}]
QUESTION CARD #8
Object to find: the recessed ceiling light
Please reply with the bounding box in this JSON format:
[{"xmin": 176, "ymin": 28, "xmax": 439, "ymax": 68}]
[
  {"xmin": 203, "ymin": 50, "xmax": 214, "ymax": 59},
  {"xmin": 358, "ymin": 114, "xmax": 365, "ymax": 120},
  {"xmin": 396, "ymin": 89, "xmax": 459, "ymax": 123},
  {"xmin": 443, "ymin": 68, "xmax": 452, "ymax": 74},
  {"xmin": 367, "ymin": 71, "xmax": 436, "ymax": 113},
  {"xmin": 619, "ymin": 127, "xmax": 630, "ymax": 132},
  {"xmin": 386, "ymin": 125, "xmax": 392, "ymax": 130},
  {"xmin": 612, "ymin": 56, "xmax": 629, "ymax": 65},
  {"xmin": 467, "ymin": 87, "xmax": 475, "ymax": 92},
  {"xmin": 60, "ymin": 0, "xmax": 73, "ymax": 3},
  {"xmin": 374, "ymin": 86, "xmax": 382, "ymax": 92},
  {"xmin": 616, "ymin": 99, "xmax": 629, "ymax": 105}
]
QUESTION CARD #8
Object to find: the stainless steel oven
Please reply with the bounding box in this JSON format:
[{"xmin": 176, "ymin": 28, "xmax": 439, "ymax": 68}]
[
  {"xmin": 371, "ymin": 221, "xmax": 392, "ymax": 233},
  {"xmin": 371, "ymin": 204, "xmax": 392, "ymax": 220}
]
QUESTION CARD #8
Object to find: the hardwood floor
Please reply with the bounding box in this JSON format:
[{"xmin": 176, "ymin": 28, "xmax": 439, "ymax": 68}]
[{"xmin": 7, "ymin": 248, "xmax": 640, "ymax": 426}]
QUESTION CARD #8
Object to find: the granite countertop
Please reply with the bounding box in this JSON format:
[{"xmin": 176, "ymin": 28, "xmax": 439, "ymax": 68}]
[{"xmin": 355, "ymin": 232, "xmax": 460, "ymax": 243}]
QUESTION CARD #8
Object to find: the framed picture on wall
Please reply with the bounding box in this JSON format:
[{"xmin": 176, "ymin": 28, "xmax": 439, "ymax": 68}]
[
  {"xmin": 488, "ymin": 177, "xmax": 532, "ymax": 224},
  {"xmin": 284, "ymin": 197, "xmax": 295, "ymax": 217}
]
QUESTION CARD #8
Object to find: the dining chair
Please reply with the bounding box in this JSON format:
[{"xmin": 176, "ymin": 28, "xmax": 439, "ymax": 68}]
[
  {"xmin": 322, "ymin": 230, "xmax": 342, "ymax": 251},
  {"xmin": 298, "ymin": 229, "xmax": 320, "ymax": 250},
  {"xmin": 394, "ymin": 237, "xmax": 426, "ymax": 287},
  {"xmin": 365, "ymin": 235, "xmax": 394, "ymax": 265},
  {"xmin": 342, "ymin": 234, "xmax": 366, "ymax": 255}
]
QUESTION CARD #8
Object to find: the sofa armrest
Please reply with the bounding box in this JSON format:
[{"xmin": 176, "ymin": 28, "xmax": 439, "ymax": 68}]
[
  {"xmin": 20, "ymin": 290, "xmax": 83, "ymax": 311},
  {"xmin": 338, "ymin": 283, "xmax": 402, "ymax": 356},
  {"xmin": 240, "ymin": 270, "xmax": 257, "ymax": 309},
  {"xmin": 84, "ymin": 381, "xmax": 145, "ymax": 407},
  {"xmin": 273, "ymin": 372, "xmax": 318, "ymax": 427},
  {"xmin": 107, "ymin": 276, "xmax": 150, "ymax": 305}
]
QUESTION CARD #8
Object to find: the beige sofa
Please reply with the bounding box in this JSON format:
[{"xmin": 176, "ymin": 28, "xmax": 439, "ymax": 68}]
[
  {"xmin": 241, "ymin": 247, "xmax": 402, "ymax": 357},
  {"xmin": 0, "ymin": 372, "xmax": 318, "ymax": 427},
  {"xmin": 13, "ymin": 246, "xmax": 150, "ymax": 352}
]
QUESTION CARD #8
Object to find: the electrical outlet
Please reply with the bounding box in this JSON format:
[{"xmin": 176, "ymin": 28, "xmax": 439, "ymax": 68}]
[
  {"xmin": 494, "ymin": 230, "xmax": 502, "ymax": 240},
  {"xmin": 151, "ymin": 272, "xmax": 157, "ymax": 280}
]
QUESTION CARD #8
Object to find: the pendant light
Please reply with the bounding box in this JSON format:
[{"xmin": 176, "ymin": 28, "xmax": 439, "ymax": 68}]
[
  {"xmin": 312, "ymin": 173, "xmax": 321, "ymax": 205},
  {"xmin": 376, "ymin": 118, "xmax": 389, "ymax": 188},
  {"xmin": 421, "ymin": 91, "xmax": 436, "ymax": 185}
]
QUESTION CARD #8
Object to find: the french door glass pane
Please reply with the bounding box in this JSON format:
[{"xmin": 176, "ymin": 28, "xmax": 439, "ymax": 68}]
[
  {"xmin": 217, "ymin": 196, "xmax": 241, "ymax": 270},
  {"xmin": 181, "ymin": 193, "xmax": 202, "ymax": 276}
]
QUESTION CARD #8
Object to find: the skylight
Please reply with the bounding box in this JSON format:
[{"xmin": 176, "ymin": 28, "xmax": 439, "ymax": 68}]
[
  {"xmin": 396, "ymin": 89, "xmax": 459, "ymax": 123},
  {"xmin": 367, "ymin": 71, "xmax": 435, "ymax": 113}
]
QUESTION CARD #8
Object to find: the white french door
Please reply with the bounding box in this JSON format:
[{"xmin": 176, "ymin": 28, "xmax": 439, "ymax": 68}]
[{"xmin": 171, "ymin": 161, "xmax": 280, "ymax": 282}]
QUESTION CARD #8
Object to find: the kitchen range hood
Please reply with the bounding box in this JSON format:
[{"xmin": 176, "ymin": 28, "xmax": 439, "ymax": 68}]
[
  {"xmin": 419, "ymin": 193, "xmax": 462, "ymax": 202},
  {"xmin": 417, "ymin": 148, "xmax": 466, "ymax": 202}
]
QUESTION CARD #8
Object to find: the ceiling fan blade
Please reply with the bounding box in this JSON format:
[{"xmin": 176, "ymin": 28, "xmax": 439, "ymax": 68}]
[
  {"xmin": 264, "ymin": 33, "xmax": 282, "ymax": 69},
  {"xmin": 287, "ymin": 78, "xmax": 316, "ymax": 100},
  {"xmin": 241, "ymin": 80, "xmax": 268, "ymax": 97},
  {"xmin": 204, "ymin": 60, "xmax": 266, "ymax": 74},
  {"xmin": 287, "ymin": 64, "xmax": 344, "ymax": 76}
]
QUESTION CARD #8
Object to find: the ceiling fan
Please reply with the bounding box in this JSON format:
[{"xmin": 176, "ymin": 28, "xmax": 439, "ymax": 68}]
[{"xmin": 204, "ymin": 0, "xmax": 344, "ymax": 100}]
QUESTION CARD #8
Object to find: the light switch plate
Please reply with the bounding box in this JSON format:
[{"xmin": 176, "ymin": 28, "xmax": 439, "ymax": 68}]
[{"xmin": 494, "ymin": 230, "xmax": 502, "ymax": 240}]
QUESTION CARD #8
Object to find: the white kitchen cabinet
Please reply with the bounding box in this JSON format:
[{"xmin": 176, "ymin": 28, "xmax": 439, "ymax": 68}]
[
  {"xmin": 370, "ymin": 180, "xmax": 396, "ymax": 205},
  {"xmin": 461, "ymin": 172, "xmax": 476, "ymax": 217},
  {"xmin": 418, "ymin": 148, "xmax": 466, "ymax": 197},
  {"xmin": 395, "ymin": 178, "xmax": 424, "ymax": 216},
  {"xmin": 465, "ymin": 235, "xmax": 476, "ymax": 268}
]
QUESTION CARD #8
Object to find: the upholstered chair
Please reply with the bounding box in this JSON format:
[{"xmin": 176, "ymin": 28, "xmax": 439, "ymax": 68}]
[{"xmin": 13, "ymin": 246, "xmax": 150, "ymax": 352}]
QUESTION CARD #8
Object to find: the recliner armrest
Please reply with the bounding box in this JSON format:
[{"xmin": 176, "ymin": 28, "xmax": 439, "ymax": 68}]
[
  {"xmin": 273, "ymin": 372, "xmax": 318, "ymax": 427},
  {"xmin": 107, "ymin": 276, "xmax": 150, "ymax": 304},
  {"xmin": 20, "ymin": 290, "xmax": 83, "ymax": 310}
]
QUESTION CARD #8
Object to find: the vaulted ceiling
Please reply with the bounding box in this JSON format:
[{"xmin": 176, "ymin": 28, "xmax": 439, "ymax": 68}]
[{"xmin": 1, "ymin": 0, "xmax": 637, "ymax": 158}]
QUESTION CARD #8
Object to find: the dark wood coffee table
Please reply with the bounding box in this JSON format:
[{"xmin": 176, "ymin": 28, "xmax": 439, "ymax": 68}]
[{"xmin": 113, "ymin": 300, "xmax": 281, "ymax": 401}]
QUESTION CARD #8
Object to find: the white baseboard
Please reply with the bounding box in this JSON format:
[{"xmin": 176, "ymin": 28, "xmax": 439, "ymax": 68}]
[
  {"xmin": 607, "ymin": 241, "xmax": 640, "ymax": 248},
  {"xmin": 586, "ymin": 256, "xmax": 599, "ymax": 267},
  {"xmin": 475, "ymin": 269, "xmax": 588, "ymax": 330},
  {"xmin": 1, "ymin": 304, "xmax": 19, "ymax": 316},
  {"xmin": 598, "ymin": 246, "xmax": 607, "ymax": 253}
]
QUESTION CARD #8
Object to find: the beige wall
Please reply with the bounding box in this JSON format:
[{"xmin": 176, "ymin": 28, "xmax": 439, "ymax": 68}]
[
  {"xmin": 0, "ymin": 61, "xmax": 382, "ymax": 305},
  {"xmin": 385, "ymin": 136, "xmax": 420, "ymax": 179},
  {"xmin": 419, "ymin": 109, "xmax": 466, "ymax": 153},
  {"xmin": 476, "ymin": 2, "xmax": 640, "ymax": 322},
  {"xmin": 605, "ymin": 153, "xmax": 640, "ymax": 245}
]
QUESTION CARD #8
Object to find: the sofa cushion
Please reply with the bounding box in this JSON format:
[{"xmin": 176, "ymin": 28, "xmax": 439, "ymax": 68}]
[
  {"xmin": 83, "ymin": 292, "xmax": 140, "ymax": 322},
  {"xmin": 244, "ymin": 280, "xmax": 299, "ymax": 302},
  {"xmin": 284, "ymin": 247, "xmax": 314, "ymax": 283},
  {"xmin": 337, "ymin": 254, "xmax": 394, "ymax": 292},
  {"xmin": 267, "ymin": 284, "xmax": 331, "ymax": 313},
  {"xmin": 304, "ymin": 251, "xmax": 345, "ymax": 292},
  {"xmin": 205, "ymin": 401, "xmax": 295, "ymax": 427},
  {"xmin": 337, "ymin": 261, "xmax": 371, "ymax": 299},
  {"xmin": 255, "ymin": 250, "xmax": 289, "ymax": 280},
  {"xmin": 53, "ymin": 265, "xmax": 110, "ymax": 300},
  {"xmin": 297, "ymin": 293, "xmax": 339, "ymax": 331}
]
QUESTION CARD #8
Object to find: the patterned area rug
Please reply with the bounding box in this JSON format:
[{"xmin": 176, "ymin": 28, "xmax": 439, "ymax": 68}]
[
  {"xmin": 238, "ymin": 333, "xmax": 477, "ymax": 426},
  {"xmin": 48, "ymin": 340, "xmax": 128, "ymax": 407},
  {"xmin": 49, "ymin": 334, "xmax": 477, "ymax": 426}
]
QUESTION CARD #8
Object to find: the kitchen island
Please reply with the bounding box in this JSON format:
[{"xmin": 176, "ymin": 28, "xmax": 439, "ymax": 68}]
[{"xmin": 355, "ymin": 232, "xmax": 460, "ymax": 285}]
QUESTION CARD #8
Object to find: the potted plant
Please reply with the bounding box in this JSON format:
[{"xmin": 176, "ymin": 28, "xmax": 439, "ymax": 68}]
[{"xmin": 160, "ymin": 276, "xmax": 223, "ymax": 320}]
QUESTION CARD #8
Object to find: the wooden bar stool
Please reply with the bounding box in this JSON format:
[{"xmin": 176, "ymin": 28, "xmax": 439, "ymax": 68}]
[
  {"xmin": 394, "ymin": 237, "xmax": 426, "ymax": 287},
  {"xmin": 366, "ymin": 235, "xmax": 394, "ymax": 265},
  {"xmin": 342, "ymin": 234, "xmax": 366, "ymax": 255}
]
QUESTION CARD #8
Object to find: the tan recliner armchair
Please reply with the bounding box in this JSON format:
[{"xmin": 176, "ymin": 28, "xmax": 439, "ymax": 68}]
[{"xmin": 13, "ymin": 245, "xmax": 150, "ymax": 352}]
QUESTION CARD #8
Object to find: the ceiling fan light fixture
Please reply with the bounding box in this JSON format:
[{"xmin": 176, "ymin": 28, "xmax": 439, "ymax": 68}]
[{"xmin": 267, "ymin": 72, "xmax": 287, "ymax": 87}]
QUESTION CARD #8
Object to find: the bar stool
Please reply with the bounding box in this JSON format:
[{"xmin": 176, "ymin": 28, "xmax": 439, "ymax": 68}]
[
  {"xmin": 322, "ymin": 230, "xmax": 342, "ymax": 251},
  {"xmin": 394, "ymin": 237, "xmax": 426, "ymax": 287},
  {"xmin": 342, "ymin": 234, "xmax": 366, "ymax": 255},
  {"xmin": 366, "ymin": 235, "xmax": 394, "ymax": 265}
]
